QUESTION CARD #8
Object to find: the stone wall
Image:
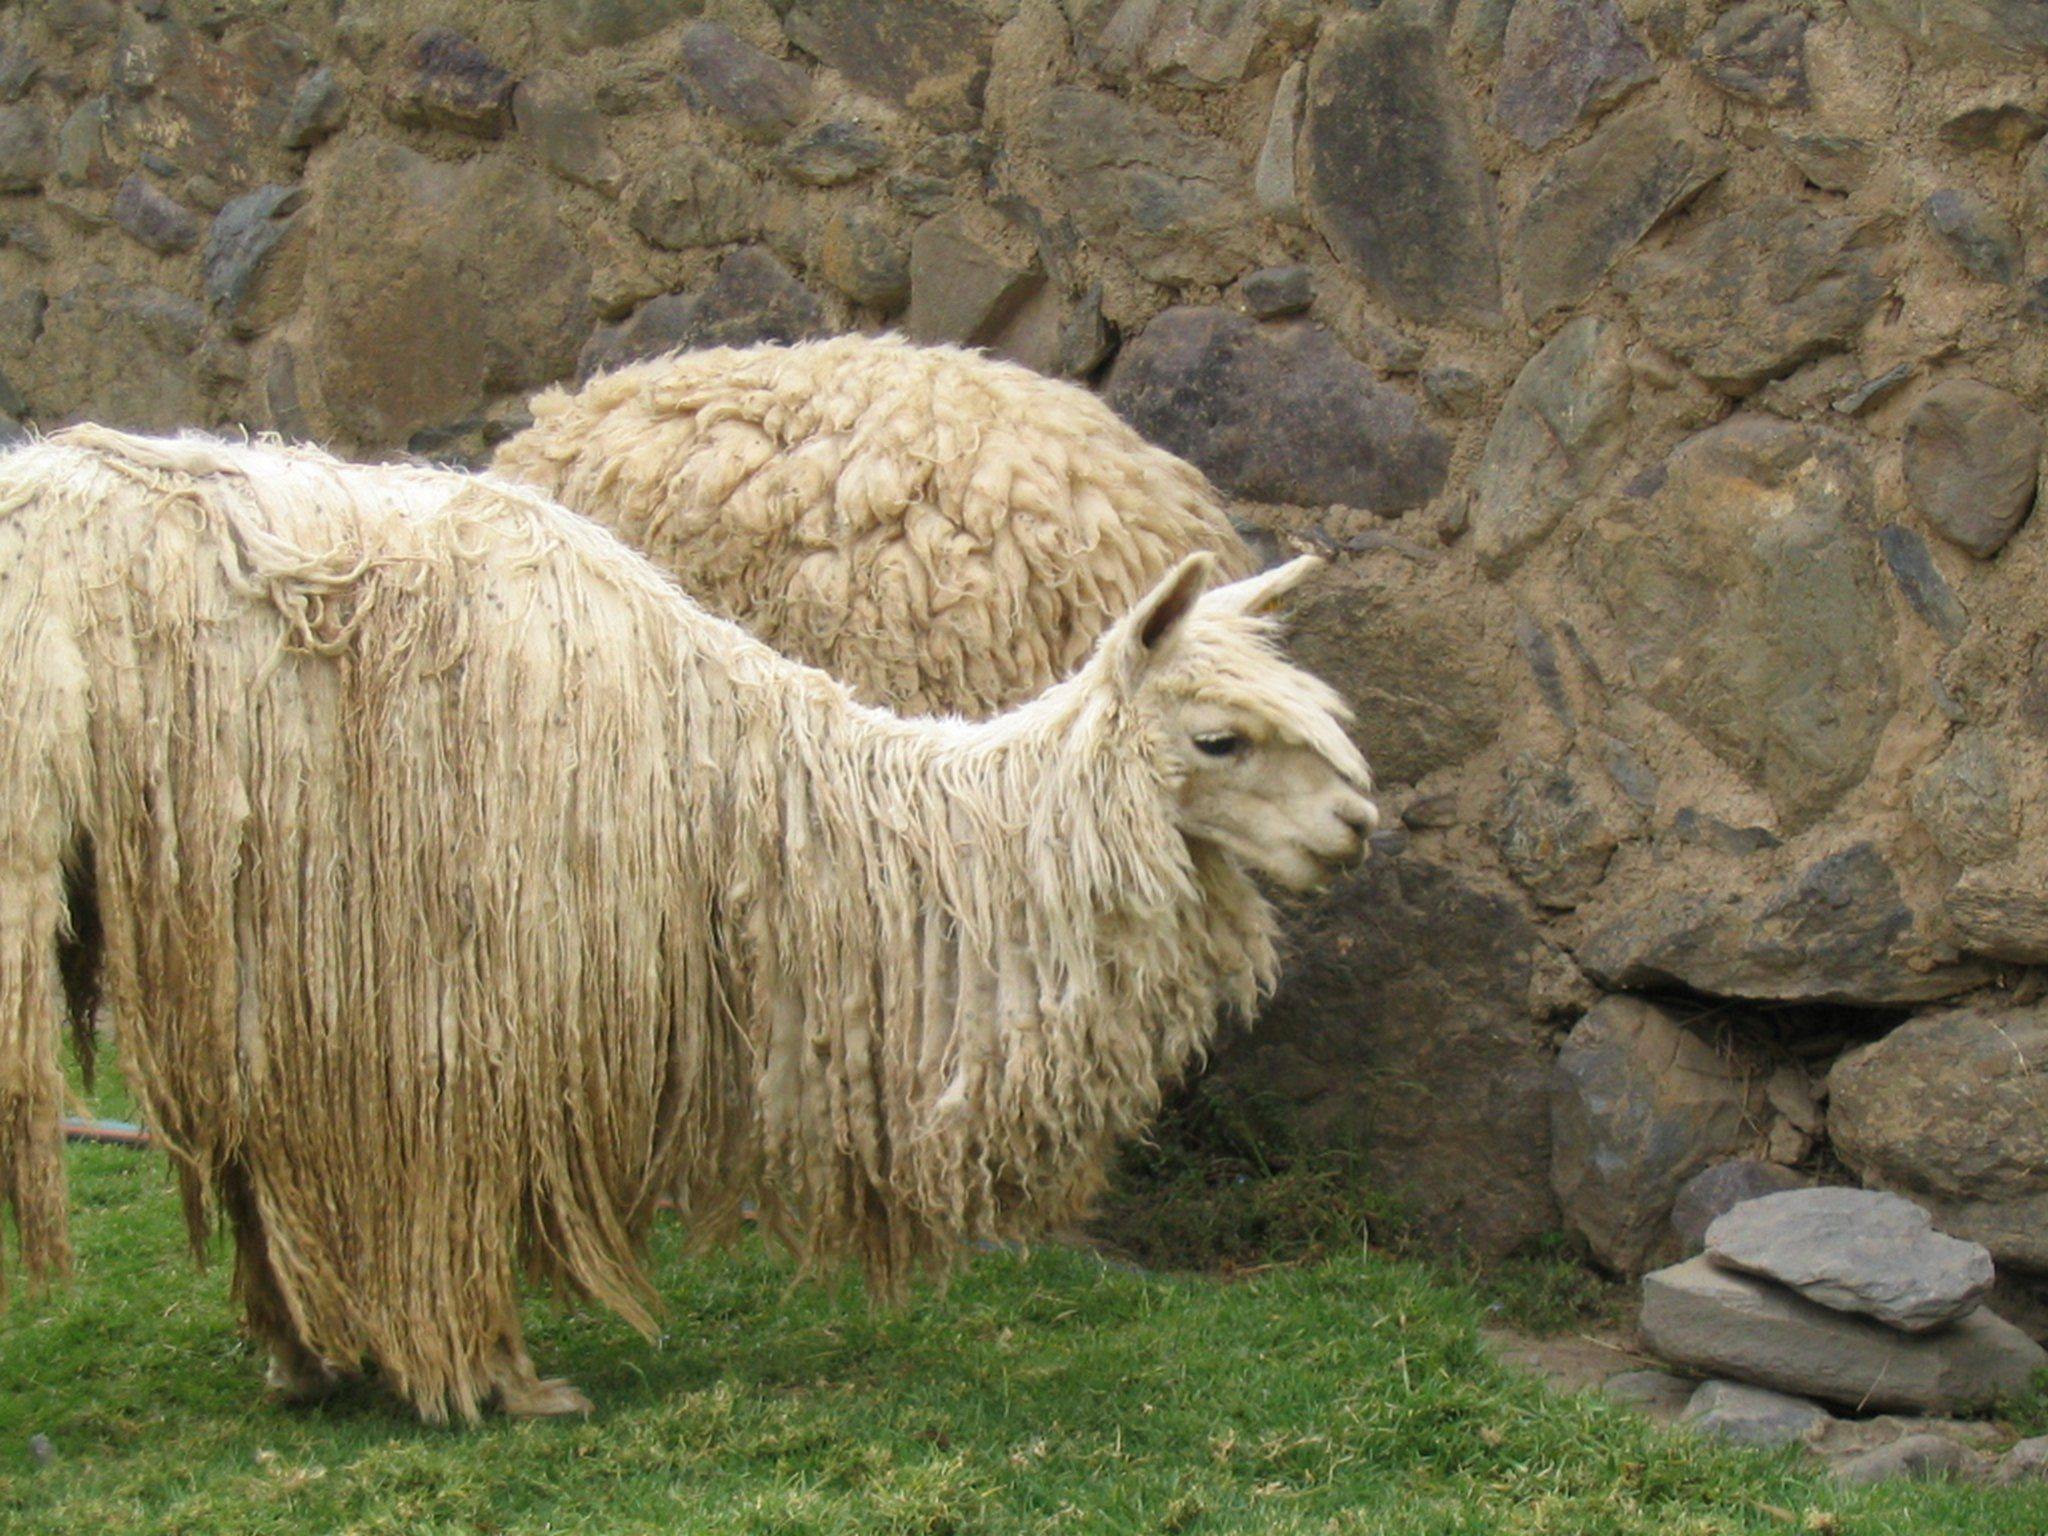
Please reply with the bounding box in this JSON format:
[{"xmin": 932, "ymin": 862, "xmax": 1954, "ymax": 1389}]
[{"xmin": 5, "ymin": 0, "xmax": 2046, "ymax": 1283}]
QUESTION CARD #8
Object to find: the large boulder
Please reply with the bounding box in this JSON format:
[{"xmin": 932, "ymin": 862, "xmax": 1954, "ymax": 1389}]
[
  {"xmin": 1828, "ymin": 1006, "xmax": 2048, "ymax": 1272},
  {"xmin": 1574, "ymin": 416, "xmax": 1893, "ymax": 832},
  {"xmin": 1211, "ymin": 857, "xmax": 1559, "ymax": 1260}
]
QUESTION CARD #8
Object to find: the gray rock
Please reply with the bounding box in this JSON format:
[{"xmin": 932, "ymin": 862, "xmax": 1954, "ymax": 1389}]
[
  {"xmin": 814, "ymin": 205, "xmax": 909, "ymax": 311},
  {"xmin": 1705, "ymin": 1189, "xmax": 1996, "ymax": 1333},
  {"xmin": 27, "ymin": 1433, "xmax": 52, "ymax": 1467},
  {"xmin": 1423, "ymin": 364, "xmax": 1487, "ymax": 418},
  {"xmin": 1912, "ymin": 729, "xmax": 2015, "ymax": 866},
  {"xmin": 1302, "ymin": 10, "xmax": 1499, "ymax": 325},
  {"xmin": 1581, "ymin": 844, "xmax": 1986, "ymax": 1007},
  {"xmin": 579, "ymin": 249, "xmax": 828, "ymax": 378},
  {"xmin": 54, "ymin": 97, "xmax": 113, "ymax": 190},
  {"xmin": 515, "ymin": 74, "xmax": 623, "ymax": 195},
  {"xmin": 1023, "ymin": 85, "xmax": 1251, "ymax": 287},
  {"xmin": 1494, "ymin": 0, "xmax": 1653, "ymax": 150},
  {"xmin": 1252, "ymin": 61, "xmax": 1304, "ymax": 224},
  {"xmin": 0, "ymin": 105, "xmax": 49, "ymax": 193},
  {"xmin": 1940, "ymin": 103, "xmax": 2048, "ymax": 152},
  {"xmin": 1577, "ymin": 416, "xmax": 1892, "ymax": 831},
  {"xmin": 202, "ymin": 183, "xmax": 306, "ymax": 337},
  {"xmin": 1210, "ymin": 856, "xmax": 1558, "ymax": 1260},
  {"xmin": 1625, "ymin": 199, "xmax": 1888, "ymax": 392},
  {"xmin": 1876, "ymin": 527, "xmax": 1969, "ymax": 645},
  {"xmin": 1106, "ymin": 306, "xmax": 1449, "ymax": 513},
  {"xmin": 1495, "ymin": 757, "xmax": 1617, "ymax": 910},
  {"xmin": 280, "ymin": 66, "xmax": 347, "ymax": 149},
  {"xmin": 1550, "ymin": 997, "xmax": 1773, "ymax": 1275},
  {"xmin": 32, "ymin": 276, "xmax": 204, "ymax": 432},
  {"xmin": 1241, "ymin": 264, "xmax": 1312, "ymax": 319},
  {"xmin": 1831, "ymin": 1434, "xmax": 1966, "ymax": 1486},
  {"xmin": 1995, "ymin": 1437, "xmax": 2048, "ymax": 1486},
  {"xmin": 1848, "ymin": 0, "xmax": 2048, "ymax": 60},
  {"xmin": 1947, "ymin": 864, "xmax": 2048, "ymax": 964},
  {"xmin": 1514, "ymin": 614, "xmax": 1575, "ymax": 729},
  {"xmin": 886, "ymin": 171, "xmax": 955, "ymax": 217},
  {"xmin": 677, "ymin": 24, "xmax": 813, "ymax": 144},
  {"xmin": 1671, "ymin": 1162, "xmax": 1810, "ymax": 1256},
  {"xmin": 1515, "ymin": 100, "xmax": 1723, "ymax": 322},
  {"xmin": 1667, "ymin": 811, "xmax": 1780, "ymax": 857},
  {"xmin": 1834, "ymin": 363, "xmax": 1915, "ymax": 416},
  {"xmin": 549, "ymin": 0, "xmax": 677, "ymax": 50},
  {"xmin": 629, "ymin": 149, "xmax": 759, "ymax": 250},
  {"xmin": 1066, "ymin": 0, "xmax": 1279, "ymax": 89},
  {"xmin": 1472, "ymin": 317, "xmax": 1630, "ymax": 573},
  {"xmin": 905, "ymin": 204, "xmax": 1044, "ymax": 347},
  {"xmin": 784, "ymin": 0, "xmax": 991, "ymax": 131},
  {"xmin": 1829, "ymin": 1005, "xmax": 2048, "ymax": 1271},
  {"xmin": 1903, "ymin": 380, "xmax": 2041, "ymax": 559},
  {"xmin": 1691, "ymin": 4, "xmax": 1808, "ymax": 106},
  {"xmin": 978, "ymin": 283, "xmax": 1114, "ymax": 380},
  {"xmin": 0, "ymin": 47, "xmax": 39, "ymax": 105},
  {"xmin": 776, "ymin": 119, "xmax": 889, "ymax": 186},
  {"xmin": 112, "ymin": 174, "xmax": 200, "ymax": 254},
  {"xmin": 1923, "ymin": 189, "xmax": 2021, "ymax": 285},
  {"xmin": 1602, "ymin": 1369, "xmax": 1697, "ymax": 1419},
  {"xmin": 1681, "ymin": 1380, "xmax": 1832, "ymax": 1448},
  {"xmin": 383, "ymin": 28, "xmax": 514, "ymax": 140},
  {"xmin": 1641, "ymin": 1256, "xmax": 2047, "ymax": 1413}
]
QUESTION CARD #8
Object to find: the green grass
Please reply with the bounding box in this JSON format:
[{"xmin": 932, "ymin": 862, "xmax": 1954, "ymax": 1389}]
[{"xmin": 5, "ymin": 1081, "xmax": 2047, "ymax": 1534}]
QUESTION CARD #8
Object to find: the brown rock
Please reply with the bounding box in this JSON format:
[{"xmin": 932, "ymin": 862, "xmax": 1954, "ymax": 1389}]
[
  {"xmin": 1903, "ymin": 380, "xmax": 2041, "ymax": 558},
  {"xmin": 383, "ymin": 28, "xmax": 514, "ymax": 140}
]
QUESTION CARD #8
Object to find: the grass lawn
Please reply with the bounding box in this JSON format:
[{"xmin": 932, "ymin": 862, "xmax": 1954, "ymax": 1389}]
[{"xmin": 4, "ymin": 1081, "xmax": 2046, "ymax": 1534}]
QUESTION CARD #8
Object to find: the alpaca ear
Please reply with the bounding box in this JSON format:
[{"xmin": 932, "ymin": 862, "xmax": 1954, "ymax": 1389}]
[
  {"xmin": 1128, "ymin": 552, "xmax": 1218, "ymax": 654},
  {"xmin": 1216, "ymin": 555, "xmax": 1324, "ymax": 617}
]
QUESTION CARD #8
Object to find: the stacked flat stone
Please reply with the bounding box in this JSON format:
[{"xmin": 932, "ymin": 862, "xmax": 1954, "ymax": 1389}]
[{"xmin": 1639, "ymin": 1188, "xmax": 2044, "ymax": 1414}]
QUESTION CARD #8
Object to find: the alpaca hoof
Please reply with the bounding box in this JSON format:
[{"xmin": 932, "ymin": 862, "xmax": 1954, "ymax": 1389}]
[
  {"xmin": 266, "ymin": 1350, "xmax": 341, "ymax": 1406},
  {"xmin": 498, "ymin": 1377, "xmax": 594, "ymax": 1419}
]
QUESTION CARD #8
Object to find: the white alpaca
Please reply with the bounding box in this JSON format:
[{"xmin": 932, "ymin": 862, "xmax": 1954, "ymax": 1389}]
[
  {"xmin": 0, "ymin": 426, "xmax": 1373, "ymax": 1422},
  {"xmin": 492, "ymin": 333, "xmax": 1255, "ymax": 717}
]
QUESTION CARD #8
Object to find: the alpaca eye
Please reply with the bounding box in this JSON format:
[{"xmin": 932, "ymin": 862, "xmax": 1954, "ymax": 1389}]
[{"xmin": 1193, "ymin": 732, "xmax": 1246, "ymax": 759}]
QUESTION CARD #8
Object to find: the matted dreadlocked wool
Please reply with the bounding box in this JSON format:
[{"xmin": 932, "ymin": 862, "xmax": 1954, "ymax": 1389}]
[
  {"xmin": 492, "ymin": 333, "xmax": 1254, "ymax": 718},
  {"xmin": 0, "ymin": 427, "xmax": 1370, "ymax": 1422}
]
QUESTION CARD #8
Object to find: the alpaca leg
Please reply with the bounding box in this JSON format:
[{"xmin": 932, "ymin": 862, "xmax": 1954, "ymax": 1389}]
[
  {"xmin": 487, "ymin": 1337, "xmax": 594, "ymax": 1419},
  {"xmin": 220, "ymin": 1163, "xmax": 340, "ymax": 1405}
]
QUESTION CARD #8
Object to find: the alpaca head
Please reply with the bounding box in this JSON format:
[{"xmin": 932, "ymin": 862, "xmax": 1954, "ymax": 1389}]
[{"xmin": 1108, "ymin": 553, "xmax": 1378, "ymax": 892}]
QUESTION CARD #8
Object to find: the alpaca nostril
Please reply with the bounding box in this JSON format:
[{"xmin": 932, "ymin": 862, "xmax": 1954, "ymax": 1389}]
[{"xmin": 1340, "ymin": 802, "xmax": 1379, "ymax": 837}]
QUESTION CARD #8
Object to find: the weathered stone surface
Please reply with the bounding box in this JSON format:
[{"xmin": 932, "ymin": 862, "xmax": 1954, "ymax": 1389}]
[
  {"xmin": 1241, "ymin": 264, "xmax": 1311, "ymax": 318},
  {"xmin": 34, "ymin": 275, "xmax": 205, "ymax": 430},
  {"xmin": 1106, "ymin": 306, "xmax": 1449, "ymax": 513},
  {"xmin": 1602, "ymin": 1369, "xmax": 1697, "ymax": 1418},
  {"xmin": 1912, "ymin": 729, "xmax": 2016, "ymax": 865},
  {"xmin": 580, "ymin": 247, "xmax": 828, "ymax": 377},
  {"xmin": 1831, "ymin": 1434, "xmax": 1967, "ymax": 1486},
  {"xmin": 384, "ymin": 28, "xmax": 514, "ymax": 140},
  {"xmin": 629, "ymin": 148, "xmax": 759, "ymax": 250},
  {"xmin": 1580, "ymin": 843, "xmax": 1983, "ymax": 1006},
  {"xmin": 1495, "ymin": 756, "xmax": 1618, "ymax": 910},
  {"xmin": 1848, "ymin": 0, "xmax": 2048, "ymax": 61},
  {"xmin": 1494, "ymin": 0, "xmax": 1653, "ymax": 150},
  {"xmin": 1065, "ymin": 0, "xmax": 1278, "ymax": 88},
  {"xmin": 905, "ymin": 203, "xmax": 1043, "ymax": 346},
  {"xmin": 1903, "ymin": 380, "xmax": 2041, "ymax": 558},
  {"xmin": 1515, "ymin": 100, "xmax": 1722, "ymax": 322},
  {"xmin": 1691, "ymin": 4, "xmax": 1808, "ymax": 106},
  {"xmin": 784, "ymin": 0, "xmax": 991, "ymax": 130},
  {"xmin": 777, "ymin": 119, "xmax": 889, "ymax": 186},
  {"xmin": 1211, "ymin": 857, "xmax": 1558, "ymax": 1259},
  {"xmin": 1947, "ymin": 862, "xmax": 2048, "ymax": 963},
  {"xmin": 1877, "ymin": 526, "xmax": 1969, "ymax": 643},
  {"xmin": 515, "ymin": 74, "xmax": 623, "ymax": 195},
  {"xmin": 1251, "ymin": 61, "xmax": 1305, "ymax": 225},
  {"xmin": 1303, "ymin": 10, "xmax": 1499, "ymax": 325},
  {"xmin": 814, "ymin": 204, "xmax": 909, "ymax": 310},
  {"xmin": 1780, "ymin": 132, "xmax": 1873, "ymax": 193},
  {"xmin": 678, "ymin": 23, "xmax": 814, "ymax": 143},
  {"xmin": 1550, "ymin": 997, "xmax": 1772, "ymax": 1274},
  {"xmin": 1941, "ymin": 103, "xmax": 2048, "ymax": 152},
  {"xmin": 112, "ymin": 173, "xmax": 199, "ymax": 254},
  {"xmin": 1996, "ymin": 1437, "xmax": 2048, "ymax": 1486},
  {"xmin": 1671, "ymin": 1161, "xmax": 1810, "ymax": 1256},
  {"xmin": 1472, "ymin": 317, "xmax": 1630, "ymax": 573},
  {"xmin": 1681, "ymin": 1381, "xmax": 1832, "ymax": 1448},
  {"xmin": 1923, "ymin": 189, "xmax": 2021, "ymax": 285},
  {"xmin": 1022, "ymin": 85, "xmax": 1250, "ymax": 286},
  {"xmin": 280, "ymin": 66, "xmax": 347, "ymax": 149},
  {"xmin": 1577, "ymin": 416, "xmax": 1892, "ymax": 830},
  {"xmin": 202, "ymin": 182, "xmax": 305, "ymax": 336},
  {"xmin": 107, "ymin": 21, "xmax": 301, "ymax": 188},
  {"xmin": 549, "ymin": 0, "xmax": 677, "ymax": 50},
  {"xmin": 1625, "ymin": 199, "xmax": 1888, "ymax": 391},
  {"xmin": 1830, "ymin": 1006, "xmax": 2048, "ymax": 1271},
  {"xmin": 306, "ymin": 140, "xmax": 588, "ymax": 446},
  {"xmin": 1706, "ymin": 1189, "xmax": 1996, "ymax": 1332},
  {"xmin": 54, "ymin": 97, "xmax": 113, "ymax": 189},
  {"xmin": 1641, "ymin": 1256, "xmax": 2047, "ymax": 1413},
  {"xmin": 0, "ymin": 104, "xmax": 49, "ymax": 192}
]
